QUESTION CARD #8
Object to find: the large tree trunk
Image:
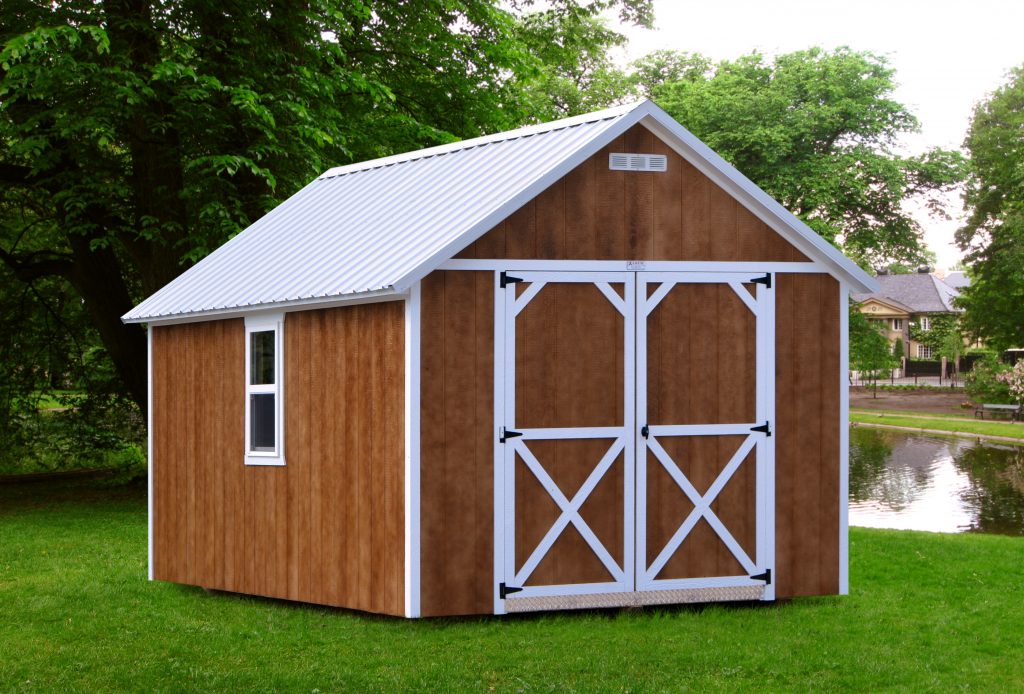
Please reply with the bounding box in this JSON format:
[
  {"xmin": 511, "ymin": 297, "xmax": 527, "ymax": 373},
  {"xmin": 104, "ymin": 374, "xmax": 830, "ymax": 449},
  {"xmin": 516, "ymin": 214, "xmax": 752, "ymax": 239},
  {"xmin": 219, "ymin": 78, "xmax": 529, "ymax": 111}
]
[{"xmin": 65, "ymin": 235, "xmax": 149, "ymax": 417}]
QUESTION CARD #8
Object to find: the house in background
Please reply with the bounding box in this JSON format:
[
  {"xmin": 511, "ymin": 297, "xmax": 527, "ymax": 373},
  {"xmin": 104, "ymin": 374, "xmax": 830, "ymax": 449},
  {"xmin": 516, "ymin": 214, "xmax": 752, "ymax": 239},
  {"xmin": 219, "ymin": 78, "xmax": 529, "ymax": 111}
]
[{"xmin": 852, "ymin": 269, "xmax": 961, "ymax": 360}]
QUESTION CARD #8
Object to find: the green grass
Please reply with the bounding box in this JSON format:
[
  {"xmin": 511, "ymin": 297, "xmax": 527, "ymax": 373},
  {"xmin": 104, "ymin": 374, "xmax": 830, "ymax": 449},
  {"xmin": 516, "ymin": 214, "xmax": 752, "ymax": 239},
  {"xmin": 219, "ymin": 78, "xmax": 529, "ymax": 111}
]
[
  {"xmin": 851, "ymin": 410, "xmax": 1024, "ymax": 440},
  {"xmin": 2, "ymin": 483, "xmax": 1024, "ymax": 691},
  {"xmin": 32, "ymin": 391, "xmax": 83, "ymax": 411},
  {"xmin": 852, "ymin": 407, "xmax": 976, "ymax": 420}
]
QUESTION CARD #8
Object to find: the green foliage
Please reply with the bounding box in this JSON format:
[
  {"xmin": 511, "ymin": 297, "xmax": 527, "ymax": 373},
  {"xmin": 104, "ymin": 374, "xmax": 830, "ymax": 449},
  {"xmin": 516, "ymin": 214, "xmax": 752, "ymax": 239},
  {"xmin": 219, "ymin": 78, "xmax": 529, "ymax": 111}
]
[
  {"xmin": 0, "ymin": 0, "xmax": 649, "ymax": 462},
  {"xmin": 512, "ymin": 11, "xmax": 634, "ymax": 119},
  {"xmin": 849, "ymin": 304, "xmax": 897, "ymax": 378},
  {"xmin": 908, "ymin": 313, "xmax": 959, "ymax": 352},
  {"xmin": 957, "ymin": 65, "xmax": 1024, "ymax": 351},
  {"xmin": 892, "ymin": 337, "xmax": 904, "ymax": 359},
  {"xmin": 638, "ymin": 47, "xmax": 967, "ymax": 267},
  {"xmin": 996, "ymin": 361, "xmax": 1024, "ymax": 406},
  {"xmin": 964, "ymin": 355, "xmax": 1013, "ymax": 404}
]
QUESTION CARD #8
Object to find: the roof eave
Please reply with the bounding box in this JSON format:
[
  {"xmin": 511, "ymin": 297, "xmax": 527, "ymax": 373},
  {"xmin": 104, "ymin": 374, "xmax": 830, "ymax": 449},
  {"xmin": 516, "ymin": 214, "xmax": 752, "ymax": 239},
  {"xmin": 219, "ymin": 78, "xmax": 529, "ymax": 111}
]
[{"xmin": 122, "ymin": 286, "xmax": 404, "ymax": 326}]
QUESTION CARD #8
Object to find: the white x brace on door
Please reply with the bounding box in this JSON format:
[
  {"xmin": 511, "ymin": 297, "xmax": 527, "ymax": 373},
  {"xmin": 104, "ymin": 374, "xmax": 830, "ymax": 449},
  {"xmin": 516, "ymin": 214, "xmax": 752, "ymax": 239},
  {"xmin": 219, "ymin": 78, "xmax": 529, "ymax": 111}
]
[{"xmin": 494, "ymin": 269, "xmax": 774, "ymax": 614}]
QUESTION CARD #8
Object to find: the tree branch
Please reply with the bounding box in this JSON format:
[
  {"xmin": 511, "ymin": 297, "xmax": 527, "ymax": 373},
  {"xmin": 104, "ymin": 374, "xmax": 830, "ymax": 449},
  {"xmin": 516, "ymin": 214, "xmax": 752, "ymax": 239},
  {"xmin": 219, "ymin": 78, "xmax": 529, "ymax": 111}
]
[
  {"xmin": 0, "ymin": 247, "xmax": 76, "ymax": 283},
  {"xmin": 0, "ymin": 163, "xmax": 32, "ymax": 185}
]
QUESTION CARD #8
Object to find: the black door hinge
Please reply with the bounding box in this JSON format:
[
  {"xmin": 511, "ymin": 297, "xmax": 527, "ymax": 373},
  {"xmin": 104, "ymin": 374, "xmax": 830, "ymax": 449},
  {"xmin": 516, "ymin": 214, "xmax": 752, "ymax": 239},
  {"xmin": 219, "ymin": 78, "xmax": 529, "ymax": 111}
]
[
  {"xmin": 641, "ymin": 425, "xmax": 650, "ymax": 439},
  {"xmin": 499, "ymin": 427, "xmax": 523, "ymax": 443},
  {"xmin": 750, "ymin": 273, "xmax": 772, "ymax": 289},
  {"xmin": 500, "ymin": 271, "xmax": 524, "ymax": 288},
  {"xmin": 499, "ymin": 582, "xmax": 523, "ymax": 599},
  {"xmin": 750, "ymin": 568, "xmax": 772, "ymax": 584},
  {"xmin": 751, "ymin": 421, "xmax": 771, "ymax": 436}
]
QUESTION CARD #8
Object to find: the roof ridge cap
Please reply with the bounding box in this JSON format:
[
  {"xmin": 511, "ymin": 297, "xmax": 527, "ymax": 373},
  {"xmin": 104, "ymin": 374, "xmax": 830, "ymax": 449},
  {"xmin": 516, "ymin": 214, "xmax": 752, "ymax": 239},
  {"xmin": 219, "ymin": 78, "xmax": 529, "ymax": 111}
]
[{"xmin": 318, "ymin": 100, "xmax": 648, "ymax": 179}]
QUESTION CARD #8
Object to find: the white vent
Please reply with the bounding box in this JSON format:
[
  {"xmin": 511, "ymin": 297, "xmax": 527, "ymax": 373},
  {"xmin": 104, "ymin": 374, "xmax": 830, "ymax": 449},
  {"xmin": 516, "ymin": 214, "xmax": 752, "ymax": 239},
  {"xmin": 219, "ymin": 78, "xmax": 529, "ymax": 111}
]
[{"xmin": 609, "ymin": 152, "xmax": 668, "ymax": 172}]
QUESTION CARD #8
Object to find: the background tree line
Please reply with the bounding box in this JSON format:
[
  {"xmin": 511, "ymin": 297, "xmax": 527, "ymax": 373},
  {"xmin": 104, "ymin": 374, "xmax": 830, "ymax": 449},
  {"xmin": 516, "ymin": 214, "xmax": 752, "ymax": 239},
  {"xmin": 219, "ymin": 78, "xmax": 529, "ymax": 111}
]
[{"xmin": 0, "ymin": 0, "xmax": 974, "ymax": 471}]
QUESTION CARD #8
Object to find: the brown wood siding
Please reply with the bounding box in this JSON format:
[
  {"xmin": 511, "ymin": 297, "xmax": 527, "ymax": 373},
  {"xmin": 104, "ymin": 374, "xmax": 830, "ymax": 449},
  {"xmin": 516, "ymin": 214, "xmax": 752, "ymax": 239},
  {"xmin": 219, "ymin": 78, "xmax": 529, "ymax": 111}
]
[
  {"xmin": 419, "ymin": 271, "xmax": 496, "ymax": 617},
  {"xmin": 151, "ymin": 302, "xmax": 405, "ymax": 615},
  {"xmin": 457, "ymin": 124, "xmax": 809, "ymax": 263},
  {"xmin": 774, "ymin": 273, "xmax": 841, "ymax": 598},
  {"xmin": 420, "ymin": 125, "xmax": 840, "ymax": 613}
]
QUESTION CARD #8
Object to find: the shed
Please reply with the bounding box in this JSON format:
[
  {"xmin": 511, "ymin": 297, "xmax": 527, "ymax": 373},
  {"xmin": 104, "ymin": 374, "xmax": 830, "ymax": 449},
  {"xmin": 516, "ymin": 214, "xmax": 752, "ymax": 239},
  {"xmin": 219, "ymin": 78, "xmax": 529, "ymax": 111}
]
[{"xmin": 124, "ymin": 100, "xmax": 877, "ymax": 617}]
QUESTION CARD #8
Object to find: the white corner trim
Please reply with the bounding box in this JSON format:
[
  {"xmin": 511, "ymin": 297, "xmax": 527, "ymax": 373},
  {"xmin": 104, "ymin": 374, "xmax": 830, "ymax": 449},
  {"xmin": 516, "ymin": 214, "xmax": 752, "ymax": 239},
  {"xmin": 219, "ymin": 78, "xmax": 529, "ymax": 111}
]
[
  {"xmin": 839, "ymin": 283, "xmax": 850, "ymax": 595},
  {"xmin": 147, "ymin": 327, "xmax": 154, "ymax": 581},
  {"xmin": 243, "ymin": 312, "xmax": 286, "ymax": 466},
  {"xmin": 404, "ymin": 282, "xmax": 422, "ymax": 618}
]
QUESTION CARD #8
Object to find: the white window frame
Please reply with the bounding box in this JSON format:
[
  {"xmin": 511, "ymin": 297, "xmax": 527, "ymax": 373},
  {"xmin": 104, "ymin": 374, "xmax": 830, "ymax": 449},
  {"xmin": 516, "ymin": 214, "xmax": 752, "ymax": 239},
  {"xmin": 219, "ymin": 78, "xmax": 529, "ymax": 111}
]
[
  {"xmin": 919, "ymin": 316, "xmax": 931, "ymax": 331},
  {"xmin": 918, "ymin": 344, "xmax": 932, "ymax": 359},
  {"xmin": 244, "ymin": 313, "xmax": 285, "ymax": 466},
  {"xmin": 891, "ymin": 318, "xmax": 903, "ymax": 331}
]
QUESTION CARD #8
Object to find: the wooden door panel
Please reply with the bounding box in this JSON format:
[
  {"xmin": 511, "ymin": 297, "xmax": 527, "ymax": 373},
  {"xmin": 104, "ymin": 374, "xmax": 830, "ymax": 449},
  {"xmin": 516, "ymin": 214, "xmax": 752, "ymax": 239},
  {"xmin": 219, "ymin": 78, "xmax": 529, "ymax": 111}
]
[
  {"xmin": 646, "ymin": 282, "xmax": 756, "ymax": 425},
  {"xmin": 502, "ymin": 273, "xmax": 634, "ymax": 601},
  {"xmin": 637, "ymin": 273, "xmax": 772, "ymax": 595},
  {"xmin": 515, "ymin": 282, "xmax": 624, "ymax": 429},
  {"xmin": 646, "ymin": 436, "xmax": 757, "ymax": 580}
]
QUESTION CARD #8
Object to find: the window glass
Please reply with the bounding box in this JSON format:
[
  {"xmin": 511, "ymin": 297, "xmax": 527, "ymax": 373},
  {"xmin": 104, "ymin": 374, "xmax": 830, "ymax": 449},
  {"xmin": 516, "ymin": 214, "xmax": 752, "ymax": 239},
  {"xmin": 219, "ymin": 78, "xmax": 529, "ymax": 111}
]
[
  {"xmin": 250, "ymin": 393, "xmax": 276, "ymax": 451},
  {"xmin": 250, "ymin": 330, "xmax": 275, "ymax": 385}
]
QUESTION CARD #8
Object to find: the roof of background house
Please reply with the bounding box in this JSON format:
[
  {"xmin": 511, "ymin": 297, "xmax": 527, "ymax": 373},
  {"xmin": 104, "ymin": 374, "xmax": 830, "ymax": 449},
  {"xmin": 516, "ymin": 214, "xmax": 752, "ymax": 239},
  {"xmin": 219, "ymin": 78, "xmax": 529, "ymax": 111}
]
[
  {"xmin": 123, "ymin": 99, "xmax": 877, "ymax": 325},
  {"xmin": 942, "ymin": 271, "xmax": 970, "ymax": 289},
  {"xmin": 852, "ymin": 273, "xmax": 960, "ymax": 313}
]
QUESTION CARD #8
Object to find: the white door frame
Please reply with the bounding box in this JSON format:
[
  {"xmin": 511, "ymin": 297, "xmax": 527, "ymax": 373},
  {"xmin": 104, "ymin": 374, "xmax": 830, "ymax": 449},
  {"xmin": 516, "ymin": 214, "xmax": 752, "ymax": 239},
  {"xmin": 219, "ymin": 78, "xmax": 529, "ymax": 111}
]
[
  {"xmin": 494, "ymin": 266, "xmax": 777, "ymax": 614},
  {"xmin": 634, "ymin": 272, "xmax": 775, "ymax": 600},
  {"xmin": 493, "ymin": 271, "xmax": 636, "ymax": 614}
]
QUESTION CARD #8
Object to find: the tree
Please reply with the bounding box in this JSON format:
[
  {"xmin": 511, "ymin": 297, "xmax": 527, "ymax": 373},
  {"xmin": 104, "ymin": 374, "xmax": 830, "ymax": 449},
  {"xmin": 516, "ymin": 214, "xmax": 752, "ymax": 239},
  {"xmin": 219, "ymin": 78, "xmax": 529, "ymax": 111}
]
[
  {"xmin": 849, "ymin": 304, "xmax": 896, "ymax": 396},
  {"xmin": 0, "ymin": 0, "xmax": 652, "ymax": 419},
  {"xmin": 635, "ymin": 47, "xmax": 966, "ymax": 268},
  {"xmin": 955, "ymin": 65, "xmax": 1024, "ymax": 350},
  {"xmin": 512, "ymin": 11, "xmax": 635, "ymax": 119}
]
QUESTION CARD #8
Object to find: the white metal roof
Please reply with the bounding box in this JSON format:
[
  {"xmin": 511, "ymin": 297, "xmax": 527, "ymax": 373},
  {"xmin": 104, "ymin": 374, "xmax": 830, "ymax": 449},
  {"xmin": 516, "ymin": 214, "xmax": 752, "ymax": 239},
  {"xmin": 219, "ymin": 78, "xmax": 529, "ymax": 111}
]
[{"xmin": 124, "ymin": 100, "xmax": 876, "ymax": 324}]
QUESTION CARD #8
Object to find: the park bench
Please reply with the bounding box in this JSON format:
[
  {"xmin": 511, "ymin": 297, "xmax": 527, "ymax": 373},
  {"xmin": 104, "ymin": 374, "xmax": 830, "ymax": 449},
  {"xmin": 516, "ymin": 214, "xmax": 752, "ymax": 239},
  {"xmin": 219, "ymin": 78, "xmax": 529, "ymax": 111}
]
[{"xmin": 974, "ymin": 403, "xmax": 1022, "ymax": 421}]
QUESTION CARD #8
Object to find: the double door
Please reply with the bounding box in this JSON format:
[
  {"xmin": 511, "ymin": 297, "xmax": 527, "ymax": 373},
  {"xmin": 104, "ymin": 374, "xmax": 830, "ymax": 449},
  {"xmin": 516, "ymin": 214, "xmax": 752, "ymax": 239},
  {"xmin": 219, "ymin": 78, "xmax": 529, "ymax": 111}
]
[{"xmin": 494, "ymin": 269, "xmax": 775, "ymax": 613}]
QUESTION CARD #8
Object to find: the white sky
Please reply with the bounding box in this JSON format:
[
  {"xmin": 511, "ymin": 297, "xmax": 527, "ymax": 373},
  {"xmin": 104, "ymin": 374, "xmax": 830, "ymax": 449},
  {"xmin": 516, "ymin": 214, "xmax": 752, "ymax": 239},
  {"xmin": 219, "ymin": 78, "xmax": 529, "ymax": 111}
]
[{"xmin": 611, "ymin": 0, "xmax": 1024, "ymax": 269}]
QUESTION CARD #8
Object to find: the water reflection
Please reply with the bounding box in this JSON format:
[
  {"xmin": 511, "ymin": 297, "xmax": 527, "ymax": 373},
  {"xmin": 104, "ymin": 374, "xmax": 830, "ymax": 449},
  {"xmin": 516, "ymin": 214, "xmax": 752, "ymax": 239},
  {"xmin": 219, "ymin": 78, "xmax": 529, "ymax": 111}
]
[{"xmin": 849, "ymin": 427, "xmax": 1024, "ymax": 535}]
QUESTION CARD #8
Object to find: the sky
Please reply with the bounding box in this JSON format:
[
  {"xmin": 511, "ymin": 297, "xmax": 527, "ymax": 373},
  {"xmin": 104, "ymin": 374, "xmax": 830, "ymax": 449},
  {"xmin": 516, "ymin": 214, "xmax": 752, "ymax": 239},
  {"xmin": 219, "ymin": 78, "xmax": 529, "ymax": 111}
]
[{"xmin": 611, "ymin": 0, "xmax": 1024, "ymax": 270}]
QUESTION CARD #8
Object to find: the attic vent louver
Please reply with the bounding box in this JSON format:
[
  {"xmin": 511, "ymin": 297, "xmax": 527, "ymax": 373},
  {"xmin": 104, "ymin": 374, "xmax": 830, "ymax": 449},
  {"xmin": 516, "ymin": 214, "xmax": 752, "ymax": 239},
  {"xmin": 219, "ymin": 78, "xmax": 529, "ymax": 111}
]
[{"xmin": 609, "ymin": 153, "xmax": 668, "ymax": 172}]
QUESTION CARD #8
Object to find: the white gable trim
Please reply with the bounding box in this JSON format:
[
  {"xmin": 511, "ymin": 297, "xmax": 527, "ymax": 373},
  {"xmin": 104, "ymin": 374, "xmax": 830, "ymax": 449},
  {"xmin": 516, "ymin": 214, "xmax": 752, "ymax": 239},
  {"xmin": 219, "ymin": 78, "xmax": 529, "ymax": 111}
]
[
  {"xmin": 394, "ymin": 101, "xmax": 875, "ymax": 295},
  {"xmin": 637, "ymin": 105, "xmax": 876, "ymax": 293}
]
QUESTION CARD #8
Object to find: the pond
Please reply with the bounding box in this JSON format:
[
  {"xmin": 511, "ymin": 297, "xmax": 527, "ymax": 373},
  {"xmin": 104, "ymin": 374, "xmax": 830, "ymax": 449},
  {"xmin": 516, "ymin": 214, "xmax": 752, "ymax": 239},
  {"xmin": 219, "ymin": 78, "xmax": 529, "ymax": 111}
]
[{"xmin": 849, "ymin": 427, "xmax": 1024, "ymax": 536}]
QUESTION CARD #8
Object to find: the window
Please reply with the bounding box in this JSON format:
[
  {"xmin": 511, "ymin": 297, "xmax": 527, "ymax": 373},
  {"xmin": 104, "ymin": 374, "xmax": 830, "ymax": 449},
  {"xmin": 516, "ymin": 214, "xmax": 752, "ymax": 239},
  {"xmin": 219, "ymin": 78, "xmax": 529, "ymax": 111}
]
[
  {"xmin": 245, "ymin": 314, "xmax": 285, "ymax": 465},
  {"xmin": 919, "ymin": 316, "xmax": 931, "ymax": 331},
  {"xmin": 918, "ymin": 344, "xmax": 932, "ymax": 359},
  {"xmin": 891, "ymin": 318, "xmax": 903, "ymax": 331}
]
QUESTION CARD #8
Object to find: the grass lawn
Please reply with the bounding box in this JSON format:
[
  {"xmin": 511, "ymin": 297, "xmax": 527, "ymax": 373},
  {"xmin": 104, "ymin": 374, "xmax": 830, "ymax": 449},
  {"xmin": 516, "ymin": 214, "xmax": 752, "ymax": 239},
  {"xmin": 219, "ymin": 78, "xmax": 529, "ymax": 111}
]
[
  {"xmin": 3, "ymin": 482, "xmax": 1024, "ymax": 692},
  {"xmin": 850, "ymin": 410, "xmax": 1024, "ymax": 441}
]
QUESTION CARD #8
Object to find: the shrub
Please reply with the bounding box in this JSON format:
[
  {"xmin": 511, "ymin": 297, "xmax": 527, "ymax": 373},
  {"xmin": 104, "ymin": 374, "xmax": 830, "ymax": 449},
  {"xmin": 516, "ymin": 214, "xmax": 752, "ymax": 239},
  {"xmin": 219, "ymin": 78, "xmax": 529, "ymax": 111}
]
[
  {"xmin": 965, "ymin": 355, "xmax": 1013, "ymax": 403},
  {"xmin": 996, "ymin": 361, "xmax": 1024, "ymax": 405}
]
